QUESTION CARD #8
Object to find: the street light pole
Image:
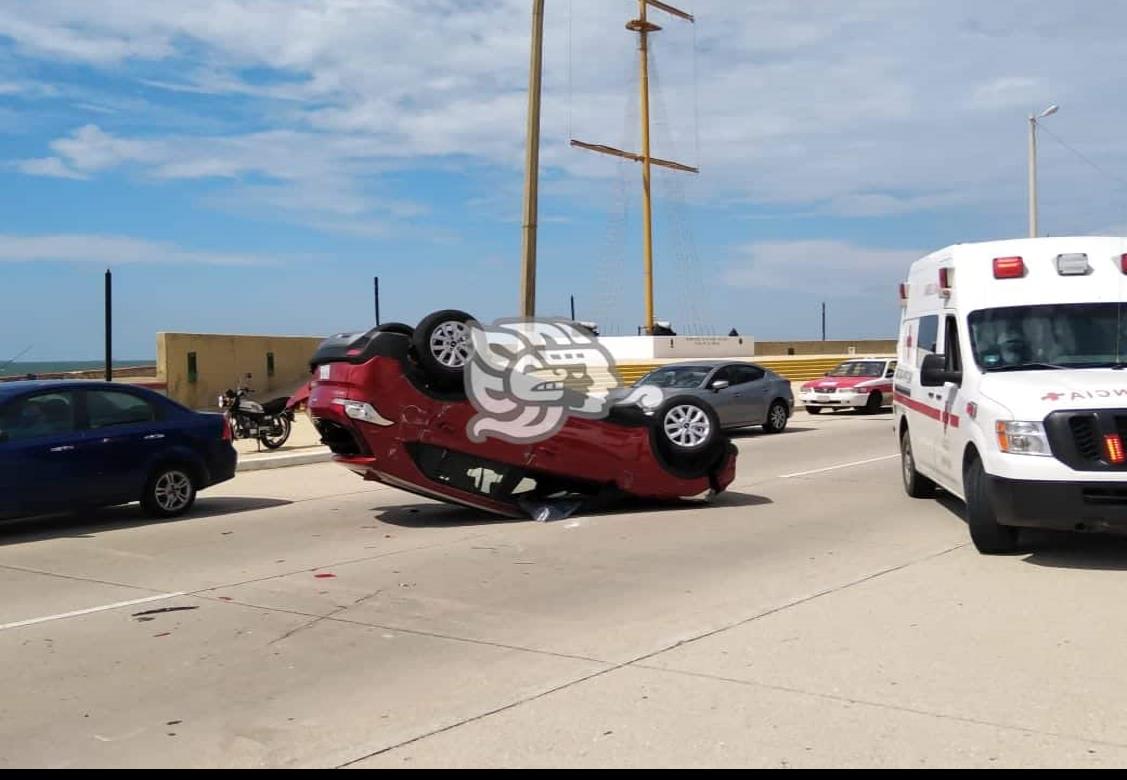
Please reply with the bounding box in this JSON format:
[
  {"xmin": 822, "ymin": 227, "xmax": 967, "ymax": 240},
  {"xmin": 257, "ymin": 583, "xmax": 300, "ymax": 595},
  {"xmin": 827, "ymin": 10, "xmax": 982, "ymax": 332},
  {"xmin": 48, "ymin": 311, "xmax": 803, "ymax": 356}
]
[{"xmin": 1028, "ymin": 104, "xmax": 1058, "ymax": 238}]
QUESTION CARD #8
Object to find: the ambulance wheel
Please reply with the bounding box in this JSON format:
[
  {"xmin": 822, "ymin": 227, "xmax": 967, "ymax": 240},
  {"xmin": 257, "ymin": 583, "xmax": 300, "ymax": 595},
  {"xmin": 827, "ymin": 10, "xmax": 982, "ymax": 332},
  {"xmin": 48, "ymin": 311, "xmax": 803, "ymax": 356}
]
[
  {"xmin": 964, "ymin": 455, "xmax": 1020, "ymax": 555},
  {"xmin": 900, "ymin": 428, "xmax": 936, "ymax": 499}
]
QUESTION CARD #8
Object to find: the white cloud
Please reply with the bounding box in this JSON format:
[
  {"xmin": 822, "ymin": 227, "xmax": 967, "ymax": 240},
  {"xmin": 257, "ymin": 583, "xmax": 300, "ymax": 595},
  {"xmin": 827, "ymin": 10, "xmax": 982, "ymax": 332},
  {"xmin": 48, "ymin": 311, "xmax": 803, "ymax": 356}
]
[
  {"xmin": 4, "ymin": 0, "xmax": 1127, "ymax": 231},
  {"xmin": 0, "ymin": 234, "xmax": 271, "ymax": 266},
  {"xmin": 725, "ymin": 240, "xmax": 923, "ymax": 297},
  {"xmin": 969, "ymin": 76, "xmax": 1047, "ymax": 111},
  {"xmin": 15, "ymin": 157, "xmax": 87, "ymax": 179}
]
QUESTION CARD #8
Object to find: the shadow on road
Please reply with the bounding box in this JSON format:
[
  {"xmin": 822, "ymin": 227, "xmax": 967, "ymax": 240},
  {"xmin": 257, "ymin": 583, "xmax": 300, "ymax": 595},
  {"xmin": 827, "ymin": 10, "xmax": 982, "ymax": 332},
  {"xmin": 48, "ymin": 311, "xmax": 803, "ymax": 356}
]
[
  {"xmin": 936, "ymin": 490, "xmax": 1127, "ymax": 569},
  {"xmin": 0, "ymin": 496, "xmax": 292, "ymax": 546},
  {"xmin": 728, "ymin": 426, "xmax": 816, "ymax": 439},
  {"xmin": 1020, "ymin": 533, "xmax": 1127, "ymax": 570}
]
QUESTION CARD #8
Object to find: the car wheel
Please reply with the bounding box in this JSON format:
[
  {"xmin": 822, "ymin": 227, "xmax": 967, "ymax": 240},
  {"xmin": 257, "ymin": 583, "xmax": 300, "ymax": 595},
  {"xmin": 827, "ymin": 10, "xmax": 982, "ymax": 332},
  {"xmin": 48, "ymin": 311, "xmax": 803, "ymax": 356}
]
[
  {"xmin": 900, "ymin": 428, "xmax": 936, "ymax": 498},
  {"xmin": 660, "ymin": 398, "xmax": 716, "ymax": 451},
  {"xmin": 413, "ymin": 309, "xmax": 475, "ymax": 388},
  {"xmin": 964, "ymin": 455, "xmax": 1020, "ymax": 554},
  {"xmin": 805, "ymin": 405, "xmax": 823, "ymax": 415},
  {"xmin": 762, "ymin": 400, "xmax": 789, "ymax": 433},
  {"xmin": 141, "ymin": 465, "xmax": 197, "ymax": 518},
  {"xmin": 652, "ymin": 395, "xmax": 726, "ymax": 478},
  {"xmin": 863, "ymin": 391, "xmax": 883, "ymax": 414}
]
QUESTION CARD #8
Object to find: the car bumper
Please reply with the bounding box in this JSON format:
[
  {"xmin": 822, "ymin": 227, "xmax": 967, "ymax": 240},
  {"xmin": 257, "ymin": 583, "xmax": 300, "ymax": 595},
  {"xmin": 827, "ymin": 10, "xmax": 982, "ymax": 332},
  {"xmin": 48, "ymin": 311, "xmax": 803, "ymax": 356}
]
[
  {"xmin": 989, "ymin": 476, "xmax": 1127, "ymax": 534},
  {"xmin": 799, "ymin": 391, "xmax": 871, "ymax": 408},
  {"xmin": 206, "ymin": 444, "xmax": 238, "ymax": 487}
]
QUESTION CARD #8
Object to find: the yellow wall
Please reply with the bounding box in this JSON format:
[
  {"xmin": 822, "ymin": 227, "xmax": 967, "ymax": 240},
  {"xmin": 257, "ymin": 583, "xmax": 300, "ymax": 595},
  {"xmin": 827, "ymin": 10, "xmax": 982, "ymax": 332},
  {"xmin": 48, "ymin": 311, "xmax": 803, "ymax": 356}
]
[
  {"xmin": 157, "ymin": 332, "xmax": 323, "ymax": 410},
  {"xmin": 755, "ymin": 339, "xmax": 896, "ymax": 356}
]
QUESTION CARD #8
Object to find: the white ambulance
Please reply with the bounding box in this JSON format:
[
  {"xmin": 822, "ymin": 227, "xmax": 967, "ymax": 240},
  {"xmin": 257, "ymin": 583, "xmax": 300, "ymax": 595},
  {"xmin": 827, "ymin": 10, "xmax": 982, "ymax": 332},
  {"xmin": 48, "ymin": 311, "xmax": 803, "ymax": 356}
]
[{"xmin": 895, "ymin": 236, "xmax": 1127, "ymax": 553}]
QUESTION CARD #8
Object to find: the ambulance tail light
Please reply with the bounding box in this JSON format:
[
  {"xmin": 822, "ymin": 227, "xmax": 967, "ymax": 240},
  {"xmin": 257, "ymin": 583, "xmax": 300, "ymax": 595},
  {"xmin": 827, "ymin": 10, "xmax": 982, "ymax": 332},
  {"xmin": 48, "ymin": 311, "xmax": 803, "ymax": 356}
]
[
  {"xmin": 993, "ymin": 256, "xmax": 1026, "ymax": 279},
  {"xmin": 1120, "ymin": 254, "xmax": 1127, "ymax": 274}
]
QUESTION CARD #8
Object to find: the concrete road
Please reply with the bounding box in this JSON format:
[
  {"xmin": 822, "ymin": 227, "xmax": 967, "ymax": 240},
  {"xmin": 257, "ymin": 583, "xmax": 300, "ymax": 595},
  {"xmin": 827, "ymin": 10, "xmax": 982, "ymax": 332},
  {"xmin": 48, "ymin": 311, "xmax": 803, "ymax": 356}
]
[{"xmin": 2, "ymin": 409, "xmax": 1126, "ymax": 768}]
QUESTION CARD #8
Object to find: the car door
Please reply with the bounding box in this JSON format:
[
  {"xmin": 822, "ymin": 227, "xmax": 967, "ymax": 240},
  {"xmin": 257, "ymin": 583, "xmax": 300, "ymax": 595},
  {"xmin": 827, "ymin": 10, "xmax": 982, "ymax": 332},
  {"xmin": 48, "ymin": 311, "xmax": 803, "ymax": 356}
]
[
  {"xmin": 702, "ymin": 366, "xmax": 743, "ymax": 427},
  {"xmin": 0, "ymin": 390, "xmax": 91, "ymax": 517},
  {"xmin": 907, "ymin": 314, "xmax": 942, "ymax": 474},
  {"xmin": 934, "ymin": 315, "xmax": 967, "ymax": 488},
  {"xmin": 80, "ymin": 388, "xmax": 170, "ymax": 503},
  {"xmin": 731, "ymin": 364, "xmax": 769, "ymax": 423}
]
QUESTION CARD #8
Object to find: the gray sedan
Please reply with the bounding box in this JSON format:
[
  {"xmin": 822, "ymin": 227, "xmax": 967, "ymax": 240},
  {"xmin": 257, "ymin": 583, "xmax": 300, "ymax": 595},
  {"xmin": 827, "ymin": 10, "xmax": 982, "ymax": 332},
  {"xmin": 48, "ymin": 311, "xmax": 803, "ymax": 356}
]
[{"xmin": 631, "ymin": 361, "xmax": 795, "ymax": 433}]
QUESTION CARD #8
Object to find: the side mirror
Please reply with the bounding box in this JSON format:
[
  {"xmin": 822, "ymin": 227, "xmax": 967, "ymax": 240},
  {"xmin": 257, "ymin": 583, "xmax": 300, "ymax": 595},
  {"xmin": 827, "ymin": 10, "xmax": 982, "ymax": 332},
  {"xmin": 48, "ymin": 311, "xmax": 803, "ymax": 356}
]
[
  {"xmin": 920, "ymin": 353, "xmax": 962, "ymax": 387},
  {"xmin": 711, "ymin": 379, "xmax": 731, "ymax": 392}
]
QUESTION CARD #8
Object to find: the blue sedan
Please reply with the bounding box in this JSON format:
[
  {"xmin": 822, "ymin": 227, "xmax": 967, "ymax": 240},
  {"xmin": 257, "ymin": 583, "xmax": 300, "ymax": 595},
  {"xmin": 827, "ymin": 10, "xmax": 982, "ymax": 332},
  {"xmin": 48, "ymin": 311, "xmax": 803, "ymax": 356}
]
[{"xmin": 0, "ymin": 381, "xmax": 237, "ymax": 520}]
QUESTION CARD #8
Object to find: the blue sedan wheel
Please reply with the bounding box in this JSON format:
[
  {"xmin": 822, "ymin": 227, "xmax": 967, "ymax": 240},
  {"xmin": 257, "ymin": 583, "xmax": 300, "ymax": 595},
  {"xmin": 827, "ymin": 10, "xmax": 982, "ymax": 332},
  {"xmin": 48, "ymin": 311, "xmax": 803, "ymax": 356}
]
[{"xmin": 142, "ymin": 466, "xmax": 197, "ymax": 518}]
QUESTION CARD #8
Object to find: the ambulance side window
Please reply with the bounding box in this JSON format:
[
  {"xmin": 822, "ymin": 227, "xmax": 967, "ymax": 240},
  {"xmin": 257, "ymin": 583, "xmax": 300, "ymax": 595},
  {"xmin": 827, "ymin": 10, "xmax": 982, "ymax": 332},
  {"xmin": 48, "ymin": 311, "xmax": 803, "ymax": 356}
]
[
  {"xmin": 944, "ymin": 316, "xmax": 963, "ymax": 375},
  {"xmin": 916, "ymin": 315, "xmax": 939, "ymax": 367}
]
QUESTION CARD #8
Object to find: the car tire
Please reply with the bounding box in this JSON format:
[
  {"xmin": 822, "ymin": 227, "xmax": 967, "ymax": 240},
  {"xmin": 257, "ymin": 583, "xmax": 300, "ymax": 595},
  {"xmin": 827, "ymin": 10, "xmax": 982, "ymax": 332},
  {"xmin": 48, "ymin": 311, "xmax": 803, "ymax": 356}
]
[
  {"xmin": 805, "ymin": 405, "xmax": 823, "ymax": 415},
  {"xmin": 863, "ymin": 391, "xmax": 883, "ymax": 414},
  {"xmin": 141, "ymin": 465, "xmax": 198, "ymax": 518},
  {"xmin": 900, "ymin": 428, "xmax": 936, "ymax": 498},
  {"xmin": 653, "ymin": 395, "xmax": 726, "ymax": 477},
  {"xmin": 964, "ymin": 455, "xmax": 1020, "ymax": 555},
  {"xmin": 762, "ymin": 400, "xmax": 790, "ymax": 433},
  {"xmin": 412, "ymin": 309, "xmax": 476, "ymax": 388}
]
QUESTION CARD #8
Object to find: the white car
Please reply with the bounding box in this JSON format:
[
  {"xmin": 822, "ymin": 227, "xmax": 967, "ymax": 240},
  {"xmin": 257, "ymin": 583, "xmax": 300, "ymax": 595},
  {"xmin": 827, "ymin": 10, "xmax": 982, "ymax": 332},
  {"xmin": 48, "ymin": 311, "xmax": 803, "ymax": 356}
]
[{"xmin": 799, "ymin": 358, "xmax": 897, "ymax": 414}]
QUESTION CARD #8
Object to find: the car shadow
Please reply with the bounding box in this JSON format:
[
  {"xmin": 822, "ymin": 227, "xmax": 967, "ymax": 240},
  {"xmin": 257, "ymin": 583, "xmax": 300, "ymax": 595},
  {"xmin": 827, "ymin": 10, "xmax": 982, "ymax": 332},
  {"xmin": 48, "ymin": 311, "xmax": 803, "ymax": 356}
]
[
  {"xmin": 727, "ymin": 426, "xmax": 815, "ymax": 439},
  {"xmin": 934, "ymin": 491, "xmax": 1127, "ymax": 570},
  {"xmin": 0, "ymin": 497, "xmax": 292, "ymax": 546},
  {"xmin": 375, "ymin": 490, "xmax": 773, "ymax": 528},
  {"xmin": 1017, "ymin": 533, "xmax": 1127, "ymax": 570}
]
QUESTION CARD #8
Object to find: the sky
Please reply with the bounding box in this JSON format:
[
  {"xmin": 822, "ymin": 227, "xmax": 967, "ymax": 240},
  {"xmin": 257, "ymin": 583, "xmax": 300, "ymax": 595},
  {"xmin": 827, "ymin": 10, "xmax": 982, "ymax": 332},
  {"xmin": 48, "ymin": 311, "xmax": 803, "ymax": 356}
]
[{"xmin": 2, "ymin": 0, "xmax": 1127, "ymax": 360}]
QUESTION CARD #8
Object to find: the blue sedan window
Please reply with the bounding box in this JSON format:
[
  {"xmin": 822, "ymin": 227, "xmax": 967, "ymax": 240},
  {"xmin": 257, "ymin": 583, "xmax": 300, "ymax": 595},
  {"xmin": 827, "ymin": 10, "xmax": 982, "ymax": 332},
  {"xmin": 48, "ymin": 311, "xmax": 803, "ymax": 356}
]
[
  {"xmin": 86, "ymin": 391, "xmax": 157, "ymax": 429},
  {"xmin": 0, "ymin": 392, "xmax": 77, "ymax": 442}
]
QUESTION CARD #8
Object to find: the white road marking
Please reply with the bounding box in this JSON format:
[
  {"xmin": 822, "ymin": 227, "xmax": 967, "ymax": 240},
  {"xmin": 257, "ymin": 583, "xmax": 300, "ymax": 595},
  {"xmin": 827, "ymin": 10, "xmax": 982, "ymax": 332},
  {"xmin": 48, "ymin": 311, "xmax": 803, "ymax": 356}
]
[
  {"xmin": 0, "ymin": 592, "xmax": 187, "ymax": 632},
  {"xmin": 777, "ymin": 454, "xmax": 899, "ymax": 480}
]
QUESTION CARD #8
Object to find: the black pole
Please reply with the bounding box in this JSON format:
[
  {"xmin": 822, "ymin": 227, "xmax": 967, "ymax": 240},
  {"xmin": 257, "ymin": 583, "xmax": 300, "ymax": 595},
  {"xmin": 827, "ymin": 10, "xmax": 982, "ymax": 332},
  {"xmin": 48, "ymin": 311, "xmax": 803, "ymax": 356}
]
[
  {"xmin": 374, "ymin": 276, "xmax": 380, "ymax": 326},
  {"xmin": 821, "ymin": 302, "xmax": 826, "ymax": 342},
  {"xmin": 104, "ymin": 268, "xmax": 112, "ymax": 382},
  {"xmin": 570, "ymin": 295, "xmax": 575, "ymax": 321}
]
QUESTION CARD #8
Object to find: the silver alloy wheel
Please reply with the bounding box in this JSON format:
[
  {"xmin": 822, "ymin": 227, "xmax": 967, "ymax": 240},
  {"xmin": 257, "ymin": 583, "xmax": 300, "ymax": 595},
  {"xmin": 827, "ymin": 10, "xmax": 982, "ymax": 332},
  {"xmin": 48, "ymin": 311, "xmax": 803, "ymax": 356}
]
[
  {"xmin": 154, "ymin": 470, "xmax": 192, "ymax": 513},
  {"xmin": 429, "ymin": 321, "xmax": 471, "ymax": 368},
  {"xmin": 770, "ymin": 404, "xmax": 788, "ymax": 429},
  {"xmin": 663, "ymin": 404, "xmax": 711, "ymax": 448}
]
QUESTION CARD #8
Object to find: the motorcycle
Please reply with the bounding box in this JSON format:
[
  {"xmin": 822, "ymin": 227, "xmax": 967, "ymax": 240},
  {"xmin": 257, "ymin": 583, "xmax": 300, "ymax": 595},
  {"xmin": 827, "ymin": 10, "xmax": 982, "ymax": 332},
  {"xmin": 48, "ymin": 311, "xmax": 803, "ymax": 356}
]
[{"xmin": 218, "ymin": 374, "xmax": 293, "ymax": 450}]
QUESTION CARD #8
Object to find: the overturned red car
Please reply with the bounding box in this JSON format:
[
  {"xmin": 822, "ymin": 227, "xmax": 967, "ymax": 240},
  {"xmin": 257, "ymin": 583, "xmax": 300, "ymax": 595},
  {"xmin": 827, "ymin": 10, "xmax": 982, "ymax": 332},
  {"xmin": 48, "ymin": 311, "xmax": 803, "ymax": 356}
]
[{"xmin": 301, "ymin": 310, "xmax": 737, "ymax": 517}]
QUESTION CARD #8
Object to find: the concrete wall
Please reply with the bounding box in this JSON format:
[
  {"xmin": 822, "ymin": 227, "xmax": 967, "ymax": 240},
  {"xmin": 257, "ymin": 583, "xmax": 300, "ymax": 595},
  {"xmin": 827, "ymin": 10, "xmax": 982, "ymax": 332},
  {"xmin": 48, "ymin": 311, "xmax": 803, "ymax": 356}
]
[
  {"xmin": 754, "ymin": 339, "xmax": 896, "ymax": 357},
  {"xmin": 600, "ymin": 335, "xmax": 755, "ymax": 360},
  {"xmin": 157, "ymin": 332, "xmax": 322, "ymax": 410}
]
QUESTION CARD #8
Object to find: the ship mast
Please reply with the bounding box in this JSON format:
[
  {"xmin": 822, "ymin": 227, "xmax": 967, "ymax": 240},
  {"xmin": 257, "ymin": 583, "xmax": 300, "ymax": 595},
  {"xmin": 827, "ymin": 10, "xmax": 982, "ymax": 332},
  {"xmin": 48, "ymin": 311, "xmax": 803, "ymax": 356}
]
[{"xmin": 571, "ymin": 0, "xmax": 697, "ymax": 334}]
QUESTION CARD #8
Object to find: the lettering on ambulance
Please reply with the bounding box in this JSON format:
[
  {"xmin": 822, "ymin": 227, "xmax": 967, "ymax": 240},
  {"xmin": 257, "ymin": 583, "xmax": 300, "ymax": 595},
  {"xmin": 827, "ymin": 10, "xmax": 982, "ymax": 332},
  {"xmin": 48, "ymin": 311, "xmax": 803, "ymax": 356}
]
[{"xmin": 1040, "ymin": 389, "xmax": 1127, "ymax": 403}]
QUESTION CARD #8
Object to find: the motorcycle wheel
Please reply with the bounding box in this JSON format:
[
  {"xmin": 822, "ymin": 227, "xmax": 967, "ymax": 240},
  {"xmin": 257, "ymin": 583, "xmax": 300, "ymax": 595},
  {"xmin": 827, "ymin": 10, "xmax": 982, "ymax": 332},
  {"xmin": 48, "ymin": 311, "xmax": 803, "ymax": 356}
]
[{"xmin": 259, "ymin": 414, "xmax": 292, "ymax": 450}]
